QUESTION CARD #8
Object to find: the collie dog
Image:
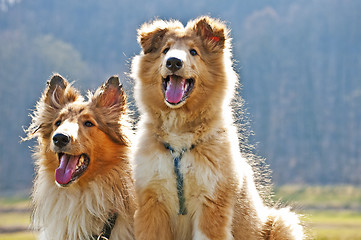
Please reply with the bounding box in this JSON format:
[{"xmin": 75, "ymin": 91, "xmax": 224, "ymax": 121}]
[
  {"xmin": 25, "ymin": 74, "xmax": 136, "ymax": 240},
  {"xmin": 131, "ymin": 16, "xmax": 304, "ymax": 240}
]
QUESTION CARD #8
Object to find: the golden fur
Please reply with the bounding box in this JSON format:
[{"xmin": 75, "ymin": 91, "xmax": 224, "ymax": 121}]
[
  {"xmin": 25, "ymin": 74, "xmax": 136, "ymax": 240},
  {"xmin": 131, "ymin": 16, "xmax": 304, "ymax": 240}
]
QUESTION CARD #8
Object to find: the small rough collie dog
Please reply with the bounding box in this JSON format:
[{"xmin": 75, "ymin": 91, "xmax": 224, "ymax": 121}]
[
  {"xmin": 25, "ymin": 74, "xmax": 136, "ymax": 240},
  {"xmin": 131, "ymin": 16, "xmax": 304, "ymax": 240}
]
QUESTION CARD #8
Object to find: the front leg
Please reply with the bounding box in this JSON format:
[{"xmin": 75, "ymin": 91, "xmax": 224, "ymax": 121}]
[
  {"xmin": 134, "ymin": 189, "xmax": 172, "ymax": 240},
  {"xmin": 194, "ymin": 190, "xmax": 234, "ymax": 240}
]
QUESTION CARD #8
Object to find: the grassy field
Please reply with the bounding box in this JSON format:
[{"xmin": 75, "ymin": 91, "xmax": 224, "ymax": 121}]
[
  {"xmin": 0, "ymin": 196, "xmax": 36, "ymax": 240},
  {"xmin": 274, "ymin": 185, "xmax": 361, "ymax": 211},
  {"xmin": 274, "ymin": 185, "xmax": 361, "ymax": 240},
  {"xmin": 0, "ymin": 232, "xmax": 36, "ymax": 240},
  {"xmin": 305, "ymin": 211, "xmax": 361, "ymax": 239},
  {"xmin": 0, "ymin": 185, "xmax": 361, "ymax": 239}
]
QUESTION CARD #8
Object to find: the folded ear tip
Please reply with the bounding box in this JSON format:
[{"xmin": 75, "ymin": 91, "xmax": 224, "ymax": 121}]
[
  {"xmin": 107, "ymin": 75, "xmax": 121, "ymax": 87},
  {"xmin": 93, "ymin": 76, "xmax": 126, "ymax": 108},
  {"xmin": 48, "ymin": 74, "xmax": 66, "ymax": 89}
]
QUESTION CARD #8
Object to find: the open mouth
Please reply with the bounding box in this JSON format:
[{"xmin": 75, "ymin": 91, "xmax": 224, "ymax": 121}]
[
  {"xmin": 55, "ymin": 153, "xmax": 90, "ymax": 187},
  {"xmin": 162, "ymin": 75, "xmax": 195, "ymax": 106}
]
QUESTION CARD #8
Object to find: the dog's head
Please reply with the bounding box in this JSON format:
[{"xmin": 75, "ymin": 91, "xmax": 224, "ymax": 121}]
[
  {"xmin": 133, "ymin": 16, "xmax": 235, "ymax": 112},
  {"xmin": 26, "ymin": 74, "xmax": 128, "ymax": 187}
]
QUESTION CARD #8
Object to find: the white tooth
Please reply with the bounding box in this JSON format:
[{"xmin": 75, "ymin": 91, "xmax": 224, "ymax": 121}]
[{"xmin": 77, "ymin": 156, "xmax": 84, "ymax": 167}]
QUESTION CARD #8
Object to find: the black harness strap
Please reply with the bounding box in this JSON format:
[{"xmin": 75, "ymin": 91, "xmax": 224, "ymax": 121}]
[
  {"xmin": 93, "ymin": 213, "xmax": 118, "ymax": 240},
  {"xmin": 164, "ymin": 143, "xmax": 194, "ymax": 215}
]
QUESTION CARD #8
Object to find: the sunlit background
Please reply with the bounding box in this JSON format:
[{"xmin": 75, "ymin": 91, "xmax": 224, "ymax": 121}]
[{"xmin": 0, "ymin": 0, "xmax": 360, "ymax": 239}]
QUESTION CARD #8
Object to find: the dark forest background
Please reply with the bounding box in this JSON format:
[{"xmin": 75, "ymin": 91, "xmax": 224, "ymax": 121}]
[{"xmin": 1, "ymin": 0, "xmax": 360, "ymax": 194}]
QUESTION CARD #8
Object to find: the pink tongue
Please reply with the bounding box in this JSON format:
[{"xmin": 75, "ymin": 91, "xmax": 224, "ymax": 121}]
[
  {"xmin": 165, "ymin": 76, "xmax": 186, "ymax": 104},
  {"xmin": 55, "ymin": 155, "xmax": 80, "ymax": 185}
]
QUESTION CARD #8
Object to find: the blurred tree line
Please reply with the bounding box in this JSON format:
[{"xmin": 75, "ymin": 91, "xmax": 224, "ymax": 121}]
[
  {"xmin": 0, "ymin": 0, "xmax": 360, "ymax": 193},
  {"xmin": 238, "ymin": 1, "xmax": 361, "ymax": 184}
]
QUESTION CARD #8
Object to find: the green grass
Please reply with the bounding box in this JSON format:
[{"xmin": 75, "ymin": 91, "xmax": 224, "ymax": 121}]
[
  {"xmin": 0, "ymin": 212, "xmax": 30, "ymax": 227},
  {"xmin": 0, "ymin": 197, "xmax": 31, "ymax": 210},
  {"xmin": 274, "ymin": 185, "xmax": 361, "ymax": 239},
  {"xmin": 0, "ymin": 232, "xmax": 36, "ymax": 240},
  {"xmin": 1, "ymin": 186, "xmax": 361, "ymax": 239},
  {"xmin": 0, "ymin": 196, "xmax": 33, "ymax": 240},
  {"xmin": 0, "ymin": 196, "xmax": 31, "ymax": 227},
  {"xmin": 274, "ymin": 185, "xmax": 361, "ymax": 210},
  {"xmin": 307, "ymin": 211, "xmax": 361, "ymax": 225},
  {"xmin": 304, "ymin": 211, "xmax": 361, "ymax": 240}
]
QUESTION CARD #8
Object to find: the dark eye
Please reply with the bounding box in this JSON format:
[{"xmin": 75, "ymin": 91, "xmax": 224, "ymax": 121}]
[
  {"xmin": 163, "ymin": 47, "xmax": 170, "ymax": 54},
  {"xmin": 190, "ymin": 49, "xmax": 198, "ymax": 56},
  {"xmin": 84, "ymin": 121, "xmax": 94, "ymax": 127},
  {"xmin": 55, "ymin": 120, "xmax": 61, "ymax": 127}
]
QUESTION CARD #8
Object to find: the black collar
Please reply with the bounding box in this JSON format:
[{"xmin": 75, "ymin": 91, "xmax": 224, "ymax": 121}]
[{"xmin": 93, "ymin": 212, "xmax": 118, "ymax": 240}]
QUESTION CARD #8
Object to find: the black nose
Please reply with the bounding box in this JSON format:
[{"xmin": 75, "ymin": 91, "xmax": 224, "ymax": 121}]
[
  {"xmin": 53, "ymin": 133, "xmax": 70, "ymax": 148},
  {"xmin": 166, "ymin": 57, "xmax": 183, "ymax": 72}
]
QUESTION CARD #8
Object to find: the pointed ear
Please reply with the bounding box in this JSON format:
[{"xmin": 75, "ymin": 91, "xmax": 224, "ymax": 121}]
[
  {"xmin": 138, "ymin": 20, "xmax": 168, "ymax": 54},
  {"xmin": 44, "ymin": 74, "xmax": 79, "ymax": 108},
  {"xmin": 92, "ymin": 75, "xmax": 126, "ymax": 109},
  {"xmin": 24, "ymin": 74, "xmax": 79, "ymax": 140},
  {"xmin": 192, "ymin": 17, "xmax": 227, "ymax": 50}
]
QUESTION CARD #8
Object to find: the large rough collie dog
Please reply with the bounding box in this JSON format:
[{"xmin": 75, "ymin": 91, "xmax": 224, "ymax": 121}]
[
  {"xmin": 25, "ymin": 74, "xmax": 135, "ymax": 240},
  {"xmin": 131, "ymin": 16, "xmax": 304, "ymax": 240}
]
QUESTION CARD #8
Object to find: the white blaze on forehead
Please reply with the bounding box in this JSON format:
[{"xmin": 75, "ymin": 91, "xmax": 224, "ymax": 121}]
[
  {"xmin": 165, "ymin": 44, "xmax": 188, "ymax": 62},
  {"xmin": 55, "ymin": 120, "xmax": 79, "ymax": 140}
]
